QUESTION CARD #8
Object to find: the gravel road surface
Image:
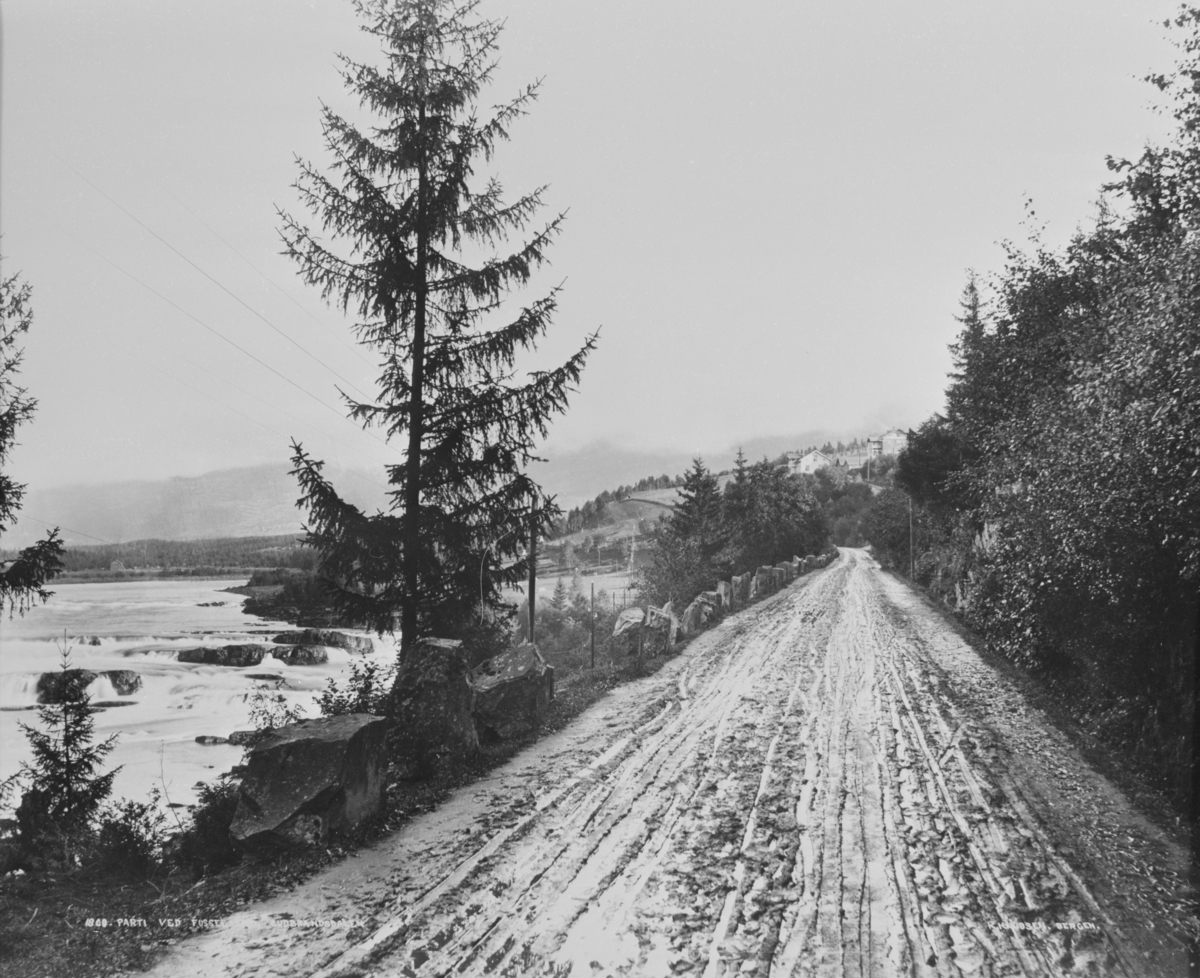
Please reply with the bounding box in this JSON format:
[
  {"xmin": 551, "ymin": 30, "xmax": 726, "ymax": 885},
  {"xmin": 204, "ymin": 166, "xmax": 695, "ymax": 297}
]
[{"xmin": 145, "ymin": 548, "xmax": 1196, "ymax": 978}]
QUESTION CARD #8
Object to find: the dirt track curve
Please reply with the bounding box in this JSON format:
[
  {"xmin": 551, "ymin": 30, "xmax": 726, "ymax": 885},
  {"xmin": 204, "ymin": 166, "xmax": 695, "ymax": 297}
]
[{"xmin": 146, "ymin": 549, "xmax": 1196, "ymax": 978}]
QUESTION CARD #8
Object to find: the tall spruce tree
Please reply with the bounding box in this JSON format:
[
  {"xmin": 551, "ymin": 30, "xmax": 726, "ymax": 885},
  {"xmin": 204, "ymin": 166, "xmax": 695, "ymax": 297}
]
[{"xmin": 280, "ymin": 0, "xmax": 595, "ymax": 651}]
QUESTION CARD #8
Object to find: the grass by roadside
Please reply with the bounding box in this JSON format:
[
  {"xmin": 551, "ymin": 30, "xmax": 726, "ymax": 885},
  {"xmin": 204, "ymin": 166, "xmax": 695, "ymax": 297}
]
[{"xmin": 0, "ymin": 636, "xmax": 680, "ymax": 978}]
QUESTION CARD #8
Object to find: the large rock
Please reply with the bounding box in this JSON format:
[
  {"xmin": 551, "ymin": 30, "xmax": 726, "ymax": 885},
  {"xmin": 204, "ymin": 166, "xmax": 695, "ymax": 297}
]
[
  {"xmin": 229, "ymin": 713, "xmax": 387, "ymax": 848},
  {"xmin": 699, "ymin": 589, "xmax": 724, "ymax": 613},
  {"xmin": 278, "ymin": 645, "xmax": 329, "ymax": 666},
  {"xmin": 388, "ymin": 638, "xmax": 478, "ymax": 779},
  {"xmin": 102, "ymin": 669, "xmax": 142, "ymax": 696},
  {"xmin": 36, "ymin": 669, "xmax": 98, "ymax": 703},
  {"xmin": 775, "ymin": 562, "xmax": 793, "ymax": 583},
  {"xmin": 178, "ymin": 645, "xmax": 265, "ymax": 667},
  {"xmin": 271, "ymin": 630, "xmax": 374, "ymax": 655},
  {"xmin": 473, "ymin": 643, "xmax": 554, "ymax": 741}
]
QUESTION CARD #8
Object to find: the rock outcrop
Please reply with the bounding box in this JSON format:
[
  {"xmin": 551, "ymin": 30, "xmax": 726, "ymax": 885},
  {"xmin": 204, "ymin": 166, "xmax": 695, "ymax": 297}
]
[
  {"xmin": 271, "ymin": 630, "xmax": 374, "ymax": 655},
  {"xmin": 229, "ymin": 713, "xmax": 388, "ymax": 848},
  {"xmin": 473, "ymin": 643, "xmax": 554, "ymax": 741},
  {"xmin": 388, "ymin": 638, "xmax": 478, "ymax": 779},
  {"xmin": 228, "ymin": 729, "xmax": 267, "ymax": 747},
  {"xmin": 177, "ymin": 645, "xmax": 265, "ymax": 667}
]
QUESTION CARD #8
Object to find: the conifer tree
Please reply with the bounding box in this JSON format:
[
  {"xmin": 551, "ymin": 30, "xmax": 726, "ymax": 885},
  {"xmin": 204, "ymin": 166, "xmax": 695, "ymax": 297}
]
[
  {"xmin": 0, "ymin": 264, "xmax": 65, "ymax": 617},
  {"xmin": 280, "ymin": 0, "xmax": 595, "ymax": 651},
  {"xmin": 673, "ymin": 458, "xmax": 723, "ymax": 560},
  {"xmin": 15, "ymin": 641, "xmax": 118, "ymax": 858}
]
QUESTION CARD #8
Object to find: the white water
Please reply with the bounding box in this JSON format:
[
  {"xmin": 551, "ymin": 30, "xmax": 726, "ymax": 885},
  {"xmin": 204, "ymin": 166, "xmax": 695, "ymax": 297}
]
[{"xmin": 0, "ymin": 580, "xmax": 397, "ymax": 808}]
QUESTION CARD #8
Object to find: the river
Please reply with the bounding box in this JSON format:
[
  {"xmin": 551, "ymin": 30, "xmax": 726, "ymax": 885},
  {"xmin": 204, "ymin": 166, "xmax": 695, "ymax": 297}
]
[{"xmin": 0, "ymin": 579, "xmax": 397, "ymax": 808}]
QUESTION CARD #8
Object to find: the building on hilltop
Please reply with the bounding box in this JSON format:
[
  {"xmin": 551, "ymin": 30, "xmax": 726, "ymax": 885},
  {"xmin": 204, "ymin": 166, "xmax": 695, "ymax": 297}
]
[
  {"xmin": 787, "ymin": 449, "xmax": 832, "ymax": 476},
  {"xmin": 864, "ymin": 428, "xmax": 908, "ymax": 459},
  {"xmin": 880, "ymin": 428, "xmax": 908, "ymax": 456}
]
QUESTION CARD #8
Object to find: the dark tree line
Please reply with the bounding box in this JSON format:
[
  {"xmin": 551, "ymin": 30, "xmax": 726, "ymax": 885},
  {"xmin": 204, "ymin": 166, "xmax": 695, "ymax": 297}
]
[
  {"xmin": 868, "ymin": 10, "xmax": 1200, "ymax": 819},
  {"xmin": 639, "ymin": 454, "xmax": 830, "ymax": 609}
]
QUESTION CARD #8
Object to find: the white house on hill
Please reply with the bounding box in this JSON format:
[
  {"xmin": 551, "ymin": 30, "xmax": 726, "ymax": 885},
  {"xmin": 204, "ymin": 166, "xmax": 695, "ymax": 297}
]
[
  {"xmin": 880, "ymin": 428, "xmax": 908, "ymax": 456},
  {"xmin": 787, "ymin": 449, "xmax": 832, "ymax": 476}
]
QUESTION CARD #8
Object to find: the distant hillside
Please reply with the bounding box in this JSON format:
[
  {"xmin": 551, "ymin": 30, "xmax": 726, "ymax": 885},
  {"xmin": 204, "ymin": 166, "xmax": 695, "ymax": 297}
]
[
  {"xmin": 5, "ymin": 463, "xmax": 389, "ymax": 548},
  {"xmin": 6, "ymin": 429, "xmax": 844, "ymax": 548}
]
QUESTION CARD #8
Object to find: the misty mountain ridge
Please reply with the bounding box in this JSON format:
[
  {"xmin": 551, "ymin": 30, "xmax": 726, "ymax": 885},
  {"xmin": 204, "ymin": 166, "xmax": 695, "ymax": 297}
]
[{"xmin": 6, "ymin": 431, "xmax": 854, "ymax": 548}]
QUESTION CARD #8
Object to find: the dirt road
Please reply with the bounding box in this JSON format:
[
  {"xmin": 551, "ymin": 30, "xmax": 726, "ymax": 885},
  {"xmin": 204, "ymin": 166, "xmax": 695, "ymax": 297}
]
[{"xmin": 147, "ymin": 549, "xmax": 1196, "ymax": 977}]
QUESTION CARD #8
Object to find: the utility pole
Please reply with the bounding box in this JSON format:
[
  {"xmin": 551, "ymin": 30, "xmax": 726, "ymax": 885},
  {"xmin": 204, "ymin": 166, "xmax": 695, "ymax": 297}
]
[
  {"xmin": 909, "ymin": 494, "xmax": 914, "ymax": 579},
  {"xmin": 528, "ymin": 503, "xmax": 538, "ymax": 647}
]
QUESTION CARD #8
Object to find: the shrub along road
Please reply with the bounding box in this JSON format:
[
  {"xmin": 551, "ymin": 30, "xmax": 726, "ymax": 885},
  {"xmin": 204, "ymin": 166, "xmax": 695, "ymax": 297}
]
[{"xmin": 144, "ymin": 549, "xmax": 1195, "ymax": 977}]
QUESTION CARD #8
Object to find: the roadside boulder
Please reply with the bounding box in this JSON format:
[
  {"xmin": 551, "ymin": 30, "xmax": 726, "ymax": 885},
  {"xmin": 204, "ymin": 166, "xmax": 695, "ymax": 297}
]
[
  {"xmin": 681, "ymin": 595, "xmax": 714, "ymax": 636},
  {"xmin": 756, "ymin": 566, "xmax": 776, "ymax": 596},
  {"xmin": 101, "ymin": 669, "xmax": 142, "ymax": 696},
  {"xmin": 716, "ymin": 581, "xmax": 732, "ymax": 612},
  {"xmin": 473, "ymin": 643, "xmax": 554, "ymax": 741},
  {"xmin": 36, "ymin": 669, "xmax": 98, "ymax": 703},
  {"xmin": 732, "ymin": 573, "xmax": 751, "ymax": 606},
  {"xmin": 271, "ymin": 629, "xmax": 374, "ymax": 655},
  {"xmin": 278, "ymin": 645, "xmax": 329, "ymax": 666},
  {"xmin": 178, "ymin": 645, "xmax": 265, "ymax": 667},
  {"xmin": 229, "ymin": 713, "xmax": 388, "ymax": 848},
  {"xmin": 388, "ymin": 638, "xmax": 478, "ymax": 779},
  {"xmin": 700, "ymin": 589, "xmax": 724, "ymax": 613}
]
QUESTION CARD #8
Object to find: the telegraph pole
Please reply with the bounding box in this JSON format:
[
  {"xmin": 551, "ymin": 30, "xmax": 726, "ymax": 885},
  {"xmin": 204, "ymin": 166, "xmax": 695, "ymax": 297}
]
[
  {"xmin": 528, "ymin": 502, "xmax": 538, "ymax": 647},
  {"xmin": 909, "ymin": 494, "xmax": 914, "ymax": 579}
]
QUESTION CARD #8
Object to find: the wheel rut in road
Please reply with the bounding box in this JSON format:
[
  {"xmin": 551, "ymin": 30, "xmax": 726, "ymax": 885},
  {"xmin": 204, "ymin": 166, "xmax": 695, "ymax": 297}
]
[{"xmin": 148, "ymin": 549, "xmax": 1196, "ymax": 978}]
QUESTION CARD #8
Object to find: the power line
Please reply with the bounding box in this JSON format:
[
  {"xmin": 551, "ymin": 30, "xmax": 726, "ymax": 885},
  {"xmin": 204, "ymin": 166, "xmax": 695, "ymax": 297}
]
[
  {"xmin": 164, "ymin": 189, "xmax": 379, "ymax": 374},
  {"xmin": 50, "ymin": 152, "xmax": 377, "ymax": 404},
  {"xmin": 46, "ymin": 217, "xmax": 394, "ymax": 452},
  {"xmin": 12, "ymin": 514, "xmax": 114, "ymax": 545}
]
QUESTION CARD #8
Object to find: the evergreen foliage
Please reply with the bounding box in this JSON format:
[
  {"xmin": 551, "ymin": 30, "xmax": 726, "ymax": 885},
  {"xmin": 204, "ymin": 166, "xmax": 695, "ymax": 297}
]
[
  {"xmin": 14, "ymin": 640, "xmax": 119, "ymax": 859},
  {"xmin": 0, "ymin": 264, "xmax": 64, "ymax": 616},
  {"xmin": 280, "ymin": 0, "xmax": 595, "ymax": 650}
]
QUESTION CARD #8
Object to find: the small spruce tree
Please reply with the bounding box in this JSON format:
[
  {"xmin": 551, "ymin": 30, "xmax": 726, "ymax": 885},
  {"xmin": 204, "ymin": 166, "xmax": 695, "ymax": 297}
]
[{"xmin": 16, "ymin": 638, "xmax": 119, "ymax": 863}]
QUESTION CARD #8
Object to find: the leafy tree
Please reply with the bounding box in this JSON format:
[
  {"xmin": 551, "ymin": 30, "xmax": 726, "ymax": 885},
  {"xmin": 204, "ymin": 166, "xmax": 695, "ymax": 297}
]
[
  {"xmin": 281, "ymin": 0, "xmax": 595, "ymax": 651},
  {"xmin": 0, "ymin": 264, "xmax": 64, "ymax": 616},
  {"xmin": 722, "ymin": 458, "xmax": 828, "ymax": 571},
  {"xmin": 894, "ymin": 416, "xmax": 978, "ymax": 513}
]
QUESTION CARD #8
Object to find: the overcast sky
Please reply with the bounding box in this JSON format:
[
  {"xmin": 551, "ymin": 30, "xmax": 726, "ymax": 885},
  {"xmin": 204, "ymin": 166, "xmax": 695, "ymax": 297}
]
[{"xmin": 0, "ymin": 0, "xmax": 1180, "ymax": 496}]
